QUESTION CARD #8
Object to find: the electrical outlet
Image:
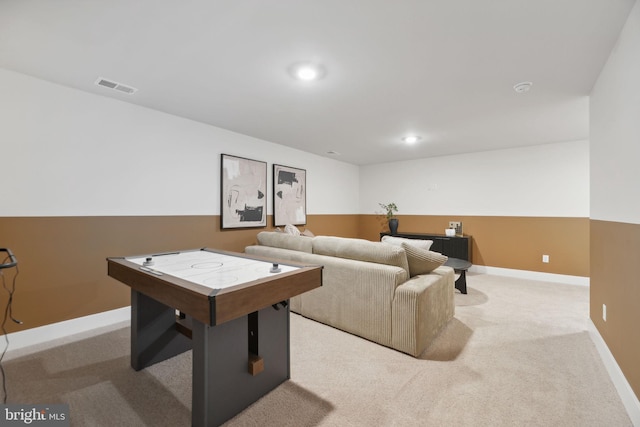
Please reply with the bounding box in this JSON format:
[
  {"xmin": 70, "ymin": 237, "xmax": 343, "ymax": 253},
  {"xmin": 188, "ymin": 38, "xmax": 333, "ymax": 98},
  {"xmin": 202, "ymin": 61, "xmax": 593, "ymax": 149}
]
[
  {"xmin": 542, "ymin": 254, "xmax": 549, "ymax": 263},
  {"xmin": 603, "ymin": 304, "xmax": 607, "ymax": 322}
]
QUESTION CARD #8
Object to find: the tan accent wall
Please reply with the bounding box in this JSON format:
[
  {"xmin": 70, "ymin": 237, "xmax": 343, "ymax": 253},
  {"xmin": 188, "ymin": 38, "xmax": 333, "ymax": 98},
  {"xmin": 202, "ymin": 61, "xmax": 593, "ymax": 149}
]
[
  {"xmin": 590, "ymin": 220, "xmax": 640, "ymax": 400},
  {"xmin": 304, "ymin": 215, "xmax": 361, "ymax": 238},
  {"xmin": 359, "ymin": 215, "xmax": 589, "ymax": 277},
  {"xmin": 0, "ymin": 214, "xmax": 587, "ymax": 335},
  {"xmin": 0, "ymin": 214, "xmax": 359, "ymax": 334}
]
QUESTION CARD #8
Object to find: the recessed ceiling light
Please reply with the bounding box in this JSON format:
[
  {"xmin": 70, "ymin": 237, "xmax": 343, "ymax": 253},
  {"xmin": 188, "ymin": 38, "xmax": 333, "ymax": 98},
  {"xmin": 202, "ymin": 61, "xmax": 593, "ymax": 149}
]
[
  {"xmin": 402, "ymin": 135, "xmax": 421, "ymax": 144},
  {"xmin": 513, "ymin": 81, "xmax": 533, "ymax": 93},
  {"xmin": 326, "ymin": 150, "xmax": 341, "ymax": 155},
  {"xmin": 289, "ymin": 62, "xmax": 326, "ymax": 81},
  {"xmin": 297, "ymin": 66, "xmax": 318, "ymax": 81}
]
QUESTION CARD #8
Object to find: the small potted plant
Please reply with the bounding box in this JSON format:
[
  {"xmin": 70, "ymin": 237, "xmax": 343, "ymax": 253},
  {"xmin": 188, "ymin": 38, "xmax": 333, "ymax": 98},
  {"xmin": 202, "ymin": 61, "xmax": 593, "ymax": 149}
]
[{"xmin": 379, "ymin": 202, "xmax": 399, "ymax": 235}]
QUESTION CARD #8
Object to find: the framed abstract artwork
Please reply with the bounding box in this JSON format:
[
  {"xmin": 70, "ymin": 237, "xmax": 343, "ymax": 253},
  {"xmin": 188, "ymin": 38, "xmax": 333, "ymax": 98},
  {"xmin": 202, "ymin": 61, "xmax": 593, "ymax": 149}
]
[
  {"xmin": 273, "ymin": 164, "xmax": 306, "ymax": 226},
  {"xmin": 220, "ymin": 154, "xmax": 267, "ymax": 229}
]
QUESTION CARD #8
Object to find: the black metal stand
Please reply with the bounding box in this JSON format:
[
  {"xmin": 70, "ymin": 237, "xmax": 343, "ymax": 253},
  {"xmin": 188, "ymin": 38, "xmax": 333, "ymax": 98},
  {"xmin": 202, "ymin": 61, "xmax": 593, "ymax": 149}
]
[{"xmin": 130, "ymin": 289, "xmax": 290, "ymax": 427}]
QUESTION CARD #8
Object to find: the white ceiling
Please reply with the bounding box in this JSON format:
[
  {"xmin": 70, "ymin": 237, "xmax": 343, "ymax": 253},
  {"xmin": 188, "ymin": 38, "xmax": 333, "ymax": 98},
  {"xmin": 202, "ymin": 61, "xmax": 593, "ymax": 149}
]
[{"xmin": 0, "ymin": 0, "xmax": 635, "ymax": 165}]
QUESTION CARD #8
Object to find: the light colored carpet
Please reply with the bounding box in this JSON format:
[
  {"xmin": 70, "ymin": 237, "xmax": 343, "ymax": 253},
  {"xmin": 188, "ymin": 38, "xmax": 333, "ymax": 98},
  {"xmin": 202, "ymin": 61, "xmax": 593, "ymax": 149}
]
[{"xmin": 4, "ymin": 274, "xmax": 632, "ymax": 426}]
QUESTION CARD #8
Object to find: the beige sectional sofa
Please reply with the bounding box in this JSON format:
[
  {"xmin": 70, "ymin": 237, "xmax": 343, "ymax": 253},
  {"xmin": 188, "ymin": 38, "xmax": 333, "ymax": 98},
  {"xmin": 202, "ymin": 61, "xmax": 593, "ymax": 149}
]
[{"xmin": 245, "ymin": 231, "xmax": 455, "ymax": 357}]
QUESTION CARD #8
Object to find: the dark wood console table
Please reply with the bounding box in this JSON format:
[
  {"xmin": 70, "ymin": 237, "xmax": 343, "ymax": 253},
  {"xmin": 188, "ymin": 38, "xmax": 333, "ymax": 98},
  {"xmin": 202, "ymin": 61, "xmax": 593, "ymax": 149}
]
[{"xmin": 380, "ymin": 232, "xmax": 472, "ymax": 261}]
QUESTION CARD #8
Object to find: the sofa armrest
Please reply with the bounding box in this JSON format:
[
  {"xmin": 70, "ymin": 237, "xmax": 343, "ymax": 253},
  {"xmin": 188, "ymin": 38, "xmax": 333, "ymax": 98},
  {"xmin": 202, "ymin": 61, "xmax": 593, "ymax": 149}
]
[{"xmin": 391, "ymin": 266, "xmax": 455, "ymax": 357}]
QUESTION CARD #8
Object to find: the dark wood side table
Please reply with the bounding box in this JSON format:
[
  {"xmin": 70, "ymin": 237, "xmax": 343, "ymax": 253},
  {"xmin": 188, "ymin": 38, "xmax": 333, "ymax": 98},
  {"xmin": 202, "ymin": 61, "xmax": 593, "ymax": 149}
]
[{"xmin": 444, "ymin": 258, "xmax": 472, "ymax": 294}]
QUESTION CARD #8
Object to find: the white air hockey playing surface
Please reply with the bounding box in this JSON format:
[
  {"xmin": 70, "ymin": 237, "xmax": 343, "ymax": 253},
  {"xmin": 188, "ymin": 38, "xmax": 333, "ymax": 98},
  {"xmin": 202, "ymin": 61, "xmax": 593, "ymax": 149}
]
[{"xmin": 126, "ymin": 250, "xmax": 299, "ymax": 290}]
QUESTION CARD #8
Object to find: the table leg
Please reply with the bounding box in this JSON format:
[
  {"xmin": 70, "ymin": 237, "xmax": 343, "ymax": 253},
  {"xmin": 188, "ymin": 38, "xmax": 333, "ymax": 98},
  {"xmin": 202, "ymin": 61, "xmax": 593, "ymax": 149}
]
[
  {"xmin": 130, "ymin": 290, "xmax": 192, "ymax": 371},
  {"xmin": 454, "ymin": 270, "xmax": 468, "ymax": 294},
  {"xmin": 191, "ymin": 304, "xmax": 290, "ymax": 427}
]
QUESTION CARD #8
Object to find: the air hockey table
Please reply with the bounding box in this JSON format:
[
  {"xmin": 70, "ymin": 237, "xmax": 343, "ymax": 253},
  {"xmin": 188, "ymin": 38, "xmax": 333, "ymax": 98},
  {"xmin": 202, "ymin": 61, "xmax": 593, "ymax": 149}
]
[{"xmin": 107, "ymin": 248, "xmax": 322, "ymax": 427}]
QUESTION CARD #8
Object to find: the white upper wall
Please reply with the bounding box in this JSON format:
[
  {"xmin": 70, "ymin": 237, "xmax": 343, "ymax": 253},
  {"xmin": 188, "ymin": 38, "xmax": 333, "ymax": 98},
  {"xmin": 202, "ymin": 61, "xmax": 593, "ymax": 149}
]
[
  {"xmin": 590, "ymin": 1, "xmax": 640, "ymax": 224},
  {"xmin": 1, "ymin": 68, "xmax": 591, "ymax": 220},
  {"xmin": 0, "ymin": 69, "xmax": 360, "ymax": 216},
  {"xmin": 360, "ymin": 140, "xmax": 590, "ymax": 217}
]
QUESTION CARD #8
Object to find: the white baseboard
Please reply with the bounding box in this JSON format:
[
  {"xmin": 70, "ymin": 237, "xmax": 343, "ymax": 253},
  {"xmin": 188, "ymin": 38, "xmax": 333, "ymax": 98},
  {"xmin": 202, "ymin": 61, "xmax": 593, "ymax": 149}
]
[
  {"xmin": 3, "ymin": 306, "xmax": 131, "ymax": 356},
  {"xmin": 588, "ymin": 319, "xmax": 640, "ymax": 426},
  {"xmin": 469, "ymin": 265, "xmax": 590, "ymax": 286}
]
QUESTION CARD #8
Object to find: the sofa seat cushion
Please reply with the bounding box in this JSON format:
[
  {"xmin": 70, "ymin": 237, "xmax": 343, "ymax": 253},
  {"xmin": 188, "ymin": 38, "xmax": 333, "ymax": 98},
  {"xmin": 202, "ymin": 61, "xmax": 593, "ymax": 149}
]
[
  {"xmin": 401, "ymin": 242, "xmax": 448, "ymax": 277},
  {"xmin": 313, "ymin": 236, "xmax": 410, "ymax": 276},
  {"xmin": 256, "ymin": 231, "xmax": 313, "ymax": 253}
]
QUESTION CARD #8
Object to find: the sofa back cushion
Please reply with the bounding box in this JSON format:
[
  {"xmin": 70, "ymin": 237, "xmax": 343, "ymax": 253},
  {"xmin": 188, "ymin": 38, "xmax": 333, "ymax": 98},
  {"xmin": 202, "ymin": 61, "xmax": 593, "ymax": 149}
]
[
  {"xmin": 313, "ymin": 236, "xmax": 409, "ymax": 275},
  {"xmin": 381, "ymin": 235, "xmax": 433, "ymax": 250},
  {"xmin": 256, "ymin": 231, "xmax": 313, "ymax": 253}
]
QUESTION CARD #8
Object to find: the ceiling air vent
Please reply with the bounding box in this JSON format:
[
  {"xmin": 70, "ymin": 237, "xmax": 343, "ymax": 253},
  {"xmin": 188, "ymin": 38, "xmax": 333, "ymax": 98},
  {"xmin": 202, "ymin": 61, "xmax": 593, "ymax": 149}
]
[{"xmin": 95, "ymin": 77, "xmax": 138, "ymax": 95}]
